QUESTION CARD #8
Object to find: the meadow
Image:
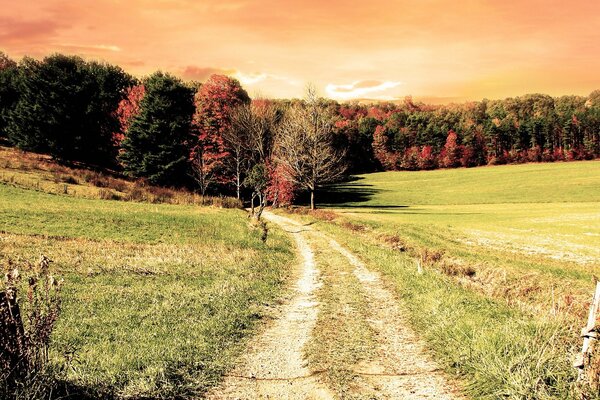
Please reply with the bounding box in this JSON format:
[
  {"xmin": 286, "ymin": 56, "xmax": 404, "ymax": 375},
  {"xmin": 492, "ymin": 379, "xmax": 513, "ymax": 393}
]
[
  {"xmin": 0, "ymin": 179, "xmax": 293, "ymax": 398},
  {"xmin": 323, "ymin": 161, "xmax": 600, "ymax": 314}
]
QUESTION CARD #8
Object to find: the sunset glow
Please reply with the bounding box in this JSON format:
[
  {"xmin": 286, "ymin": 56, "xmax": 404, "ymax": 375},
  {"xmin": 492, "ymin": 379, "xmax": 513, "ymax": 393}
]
[{"xmin": 2, "ymin": 0, "xmax": 600, "ymax": 102}]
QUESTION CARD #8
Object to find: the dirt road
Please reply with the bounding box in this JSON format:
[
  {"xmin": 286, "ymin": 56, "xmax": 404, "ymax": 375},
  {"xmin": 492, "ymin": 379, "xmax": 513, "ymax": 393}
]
[{"xmin": 207, "ymin": 212, "xmax": 461, "ymax": 399}]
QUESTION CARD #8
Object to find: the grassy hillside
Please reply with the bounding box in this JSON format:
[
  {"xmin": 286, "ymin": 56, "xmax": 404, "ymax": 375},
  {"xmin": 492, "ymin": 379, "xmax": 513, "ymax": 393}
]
[
  {"xmin": 333, "ymin": 161, "xmax": 600, "ymax": 206},
  {"xmin": 0, "ymin": 179, "xmax": 293, "ymax": 398}
]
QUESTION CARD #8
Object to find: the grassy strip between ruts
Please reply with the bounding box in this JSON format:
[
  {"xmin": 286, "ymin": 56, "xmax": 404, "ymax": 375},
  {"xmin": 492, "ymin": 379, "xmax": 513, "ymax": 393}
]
[
  {"xmin": 284, "ymin": 212, "xmax": 593, "ymax": 400},
  {"xmin": 0, "ymin": 183, "xmax": 294, "ymax": 399},
  {"xmin": 304, "ymin": 231, "xmax": 377, "ymax": 399}
]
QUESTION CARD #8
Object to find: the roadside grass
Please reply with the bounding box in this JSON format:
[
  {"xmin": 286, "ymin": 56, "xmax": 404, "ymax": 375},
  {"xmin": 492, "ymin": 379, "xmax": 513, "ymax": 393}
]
[
  {"xmin": 286, "ymin": 215, "xmax": 585, "ymax": 399},
  {"xmin": 305, "ymin": 233, "xmax": 377, "ymax": 399},
  {"xmin": 0, "ymin": 183, "xmax": 294, "ymax": 399},
  {"xmin": 318, "ymin": 161, "xmax": 600, "ymax": 321}
]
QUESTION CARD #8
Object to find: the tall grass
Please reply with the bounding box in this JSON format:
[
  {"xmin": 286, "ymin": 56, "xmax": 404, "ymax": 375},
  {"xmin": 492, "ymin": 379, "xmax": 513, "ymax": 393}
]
[
  {"xmin": 303, "ymin": 218, "xmax": 586, "ymax": 399},
  {"xmin": 0, "ymin": 146, "xmax": 242, "ymax": 208},
  {"xmin": 0, "ymin": 184, "xmax": 294, "ymax": 398}
]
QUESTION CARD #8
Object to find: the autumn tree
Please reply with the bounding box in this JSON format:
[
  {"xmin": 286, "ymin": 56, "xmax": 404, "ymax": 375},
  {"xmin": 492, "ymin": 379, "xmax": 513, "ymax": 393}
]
[
  {"xmin": 440, "ymin": 130, "xmax": 463, "ymax": 168},
  {"xmin": 192, "ymin": 74, "xmax": 250, "ymax": 196},
  {"xmin": 115, "ymin": 84, "xmax": 145, "ymax": 146},
  {"xmin": 276, "ymin": 86, "xmax": 346, "ymax": 209},
  {"xmin": 266, "ymin": 161, "xmax": 296, "ymax": 207},
  {"xmin": 119, "ymin": 72, "xmax": 195, "ymax": 185}
]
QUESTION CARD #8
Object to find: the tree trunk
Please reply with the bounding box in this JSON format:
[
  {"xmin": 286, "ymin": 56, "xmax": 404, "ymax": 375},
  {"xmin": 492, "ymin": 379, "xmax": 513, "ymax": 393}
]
[
  {"xmin": 310, "ymin": 190, "xmax": 315, "ymax": 210},
  {"xmin": 236, "ymin": 159, "xmax": 241, "ymax": 200},
  {"xmin": 250, "ymin": 194, "xmax": 255, "ymax": 216}
]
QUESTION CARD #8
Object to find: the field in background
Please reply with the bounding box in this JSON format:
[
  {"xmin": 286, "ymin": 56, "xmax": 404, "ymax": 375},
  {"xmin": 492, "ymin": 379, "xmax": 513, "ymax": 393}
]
[
  {"xmin": 322, "ymin": 161, "xmax": 600, "ymax": 315},
  {"xmin": 0, "ymin": 182, "xmax": 293, "ymax": 398}
]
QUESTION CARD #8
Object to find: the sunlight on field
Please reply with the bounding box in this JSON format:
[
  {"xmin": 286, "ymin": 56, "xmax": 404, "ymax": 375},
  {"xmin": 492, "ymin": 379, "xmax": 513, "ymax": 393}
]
[
  {"xmin": 329, "ymin": 161, "xmax": 600, "ymax": 266},
  {"xmin": 340, "ymin": 202, "xmax": 600, "ymax": 265}
]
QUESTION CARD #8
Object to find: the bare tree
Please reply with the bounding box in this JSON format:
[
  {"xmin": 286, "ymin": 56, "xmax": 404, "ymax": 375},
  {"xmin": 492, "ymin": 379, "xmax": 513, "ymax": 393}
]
[
  {"xmin": 226, "ymin": 99, "xmax": 279, "ymax": 203},
  {"xmin": 275, "ymin": 86, "xmax": 346, "ymax": 209},
  {"xmin": 224, "ymin": 105, "xmax": 252, "ymax": 199},
  {"xmin": 190, "ymin": 147, "xmax": 218, "ymax": 203}
]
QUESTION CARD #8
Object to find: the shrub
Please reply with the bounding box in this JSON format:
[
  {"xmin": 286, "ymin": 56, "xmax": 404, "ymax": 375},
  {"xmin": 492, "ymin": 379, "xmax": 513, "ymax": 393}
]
[
  {"xmin": 54, "ymin": 174, "xmax": 78, "ymax": 184},
  {"xmin": 105, "ymin": 178, "xmax": 128, "ymax": 192},
  {"xmin": 98, "ymin": 189, "xmax": 120, "ymax": 200},
  {"xmin": 83, "ymin": 171, "xmax": 109, "ymax": 188},
  {"xmin": 207, "ymin": 196, "xmax": 243, "ymax": 209},
  {"xmin": 0, "ymin": 256, "xmax": 62, "ymax": 399},
  {"xmin": 127, "ymin": 187, "xmax": 147, "ymax": 202},
  {"xmin": 147, "ymin": 186, "xmax": 175, "ymax": 203}
]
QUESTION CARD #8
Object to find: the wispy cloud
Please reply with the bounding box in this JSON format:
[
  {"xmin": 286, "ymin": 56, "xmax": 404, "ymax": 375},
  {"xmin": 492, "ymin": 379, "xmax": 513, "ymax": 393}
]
[
  {"xmin": 57, "ymin": 43, "xmax": 122, "ymax": 52},
  {"xmin": 326, "ymin": 80, "xmax": 402, "ymax": 100}
]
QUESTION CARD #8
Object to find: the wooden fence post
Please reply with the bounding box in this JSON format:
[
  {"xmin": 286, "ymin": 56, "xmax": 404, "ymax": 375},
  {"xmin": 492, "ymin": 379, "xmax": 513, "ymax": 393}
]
[
  {"xmin": 574, "ymin": 281, "xmax": 600, "ymax": 382},
  {"xmin": 0, "ymin": 288, "xmax": 27, "ymax": 384}
]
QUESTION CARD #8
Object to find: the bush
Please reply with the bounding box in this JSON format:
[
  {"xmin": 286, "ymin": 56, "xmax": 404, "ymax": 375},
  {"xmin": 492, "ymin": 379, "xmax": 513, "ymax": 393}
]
[
  {"xmin": 83, "ymin": 171, "xmax": 109, "ymax": 188},
  {"xmin": 147, "ymin": 186, "xmax": 175, "ymax": 203},
  {"xmin": 0, "ymin": 256, "xmax": 62, "ymax": 399},
  {"xmin": 98, "ymin": 189, "xmax": 120, "ymax": 200},
  {"xmin": 53, "ymin": 174, "xmax": 78, "ymax": 184},
  {"xmin": 206, "ymin": 196, "xmax": 243, "ymax": 209}
]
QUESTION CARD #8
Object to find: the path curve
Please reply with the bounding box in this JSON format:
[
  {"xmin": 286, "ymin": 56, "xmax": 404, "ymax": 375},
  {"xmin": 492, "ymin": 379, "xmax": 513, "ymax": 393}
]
[{"xmin": 206, "ymin": 211, "xmax": 333, "ymax": 400}]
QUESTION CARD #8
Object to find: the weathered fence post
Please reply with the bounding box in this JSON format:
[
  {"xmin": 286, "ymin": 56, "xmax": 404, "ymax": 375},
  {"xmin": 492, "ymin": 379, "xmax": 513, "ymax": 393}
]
[
  {"xmin": 574, "ymin": 281, "xmax": 600, "ymax": 383},
  {"xmin": 0, "ymin": 288, "xmax": 27, "ymax": 384}
]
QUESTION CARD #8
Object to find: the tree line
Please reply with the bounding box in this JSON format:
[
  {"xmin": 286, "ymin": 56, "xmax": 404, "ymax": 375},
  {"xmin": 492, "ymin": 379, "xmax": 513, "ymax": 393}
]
[
  {"xmin": 1, "ymin": 52, "xmax": 599, "ymax": 209},
  {"xmin": 335, "ymin": 93, "xmax": 600, "ymax": 172}
]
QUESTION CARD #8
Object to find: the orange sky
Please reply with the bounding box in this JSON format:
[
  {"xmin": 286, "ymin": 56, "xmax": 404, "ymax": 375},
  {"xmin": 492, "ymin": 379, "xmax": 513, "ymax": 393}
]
[{"xmin": 2, "ymin": 0, "xmax": 600, "ymax": 102}]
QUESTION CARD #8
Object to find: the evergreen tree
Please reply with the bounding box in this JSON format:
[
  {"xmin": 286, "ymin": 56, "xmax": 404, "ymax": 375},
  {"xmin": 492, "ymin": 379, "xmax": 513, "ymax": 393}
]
[
  {"xmin": 119, "ymin": 72, "xmax": 195, "ymax": 186},
  {"xmin": 0, "ymin": 52, "xmax": 18, "ymax": 139},
  {"xmin": 6, "ymin": 54, "xmax": 132, "ymax": 165}
]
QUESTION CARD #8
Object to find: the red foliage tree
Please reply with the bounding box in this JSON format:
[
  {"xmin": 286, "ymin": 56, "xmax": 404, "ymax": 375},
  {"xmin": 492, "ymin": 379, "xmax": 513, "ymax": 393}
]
[
  {"xmin": 418, "ymin": 145, "xmax": 437, "ymax": 170},
  {"xmin": 192, "ymin": 74, "xmax": 250, "ymax": 193},
  {"xmin": 372, "ymin": 125, "xmax": 400, "ymax": 169},
  {"xmin": 114, "ymin": 84, "xmax": 145, "ymax": 146},
  {"xmin": 440, "ymin": 130, "xmax": 464, "ymax": 168},
  {"xmin": 266, "ymin": 161, "xmax": 296, "ymax": 207}
]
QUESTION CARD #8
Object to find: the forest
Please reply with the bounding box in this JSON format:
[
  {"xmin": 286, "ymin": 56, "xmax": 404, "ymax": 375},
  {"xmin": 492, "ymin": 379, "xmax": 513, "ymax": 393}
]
[{"xmin": 1, "ymin": 52, "xmax": 599, "ymax": 208}]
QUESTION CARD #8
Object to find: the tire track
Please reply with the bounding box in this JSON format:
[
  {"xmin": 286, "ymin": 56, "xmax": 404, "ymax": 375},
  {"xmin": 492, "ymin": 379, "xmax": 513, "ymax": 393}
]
[{"xmin": 206, "ymin": 212, "xmax": 333, "ymax": 400}]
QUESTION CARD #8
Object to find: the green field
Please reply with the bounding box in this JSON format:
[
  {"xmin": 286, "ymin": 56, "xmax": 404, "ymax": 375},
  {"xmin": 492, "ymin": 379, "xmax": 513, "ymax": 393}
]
[
  {"xmin": 323, "ymin": 161, "xmax": 600, "ymax": 313},
  {"xmin": 0, "ymin": 183, "xmax": 293, "ymax": 398}
]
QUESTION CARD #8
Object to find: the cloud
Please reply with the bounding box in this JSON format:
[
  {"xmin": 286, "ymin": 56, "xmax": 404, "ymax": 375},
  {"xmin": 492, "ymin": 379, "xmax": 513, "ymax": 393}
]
[
  {"xmin": 181, "ymin": 66, "xmax": 237, "ymax": 80},
  {"xmin": 57, "ymin": 43, "xmax": 122, "ymax": 52},
  {"xmin": 0, "ymin": 17, "xmax": 62, "ymax": 43},
  {"xmin": 234, "ymin": 71, "xmax": 268, "ymax": 85},
  {"xmin": 326, "ymin": 80, "xmax": 402, "ymax": 100}
]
